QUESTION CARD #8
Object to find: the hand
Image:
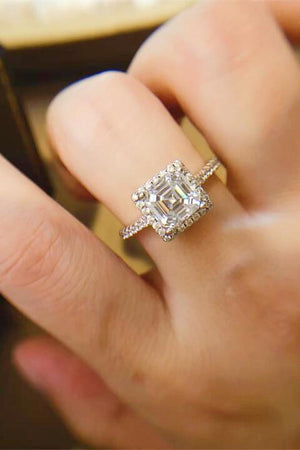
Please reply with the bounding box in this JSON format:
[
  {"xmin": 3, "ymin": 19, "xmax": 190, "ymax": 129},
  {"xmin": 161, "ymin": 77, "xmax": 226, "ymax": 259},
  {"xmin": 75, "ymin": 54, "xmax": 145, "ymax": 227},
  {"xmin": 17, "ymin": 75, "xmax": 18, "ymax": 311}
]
[{"xmin": 2, "ymin": 0, "xmax": 300, "ymax": 448}]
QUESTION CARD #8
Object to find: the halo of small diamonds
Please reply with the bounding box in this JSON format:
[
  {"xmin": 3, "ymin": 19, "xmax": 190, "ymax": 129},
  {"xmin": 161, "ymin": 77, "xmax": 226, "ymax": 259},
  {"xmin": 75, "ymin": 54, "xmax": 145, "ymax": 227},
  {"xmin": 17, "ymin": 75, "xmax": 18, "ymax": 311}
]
[
  {"xmin": 128, "ymin": 160, "xmax": 213, "ymax": 241},
  {"xmin": 120, "ymin": 158, "xmax": 220, "ymax": 242}
]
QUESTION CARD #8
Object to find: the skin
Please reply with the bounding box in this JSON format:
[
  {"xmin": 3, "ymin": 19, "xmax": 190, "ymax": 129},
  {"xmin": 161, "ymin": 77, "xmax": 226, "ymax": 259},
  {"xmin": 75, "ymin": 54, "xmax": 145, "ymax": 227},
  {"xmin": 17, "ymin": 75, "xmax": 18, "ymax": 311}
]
[{"xmin": 0, "ymin": 0, "xmax": 299, "ymax": 447}]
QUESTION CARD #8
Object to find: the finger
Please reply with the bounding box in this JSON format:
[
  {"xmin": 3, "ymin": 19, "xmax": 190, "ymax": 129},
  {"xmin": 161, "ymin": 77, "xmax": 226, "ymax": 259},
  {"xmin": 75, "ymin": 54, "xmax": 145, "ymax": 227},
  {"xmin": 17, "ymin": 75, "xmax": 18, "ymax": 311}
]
[
  {"xmin": 0, "ymin": 155, "xmax": 169, "ymax": 405},
  {"xmin": 47, "ymin": 0, "xmax": 300, "ymax": 204},
  {"xmin": 267, "ymin": 0, "xmax": 300, "ymax": 42},
  {"xmin": 47, "ymin": 71, "xmax": 242, "ymax": 286},
  {"xmin": 129, "ymin": 0, "xmax": 300, "ymax": 210},
  {"xmin": 13, "ymin": 337, "xmax": 169, "ymax": 449}
]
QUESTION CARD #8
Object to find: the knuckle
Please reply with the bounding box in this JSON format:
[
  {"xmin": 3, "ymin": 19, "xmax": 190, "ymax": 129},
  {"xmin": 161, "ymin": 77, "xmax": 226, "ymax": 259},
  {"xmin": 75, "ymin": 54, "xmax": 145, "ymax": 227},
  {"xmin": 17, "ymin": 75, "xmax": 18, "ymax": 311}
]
[
  {"xmin": 47, "ymin": 70, "xmax": 139, "ymax": 162},
  {"xmin": 0, "ymin": 208, "xmax": 62, "ymax": 290},
  {"xmin": 196, "ymin": 4, "xmax": 261, "ymax": 74},
  {"xmin": 252, "ymin": 83, "xmax": 300, "ymax": 145},
  {"xmin": 225, "ymin": 253, "xmax": 300, "ymax": 352},
  {"xmin": 48, "ymin": 70, "xmax": 129, "ymax": 125},
  {"xmin": 137, "ymin": 0, "xmax": 265, "ymax": 77},
  {"xmin": 85, "ymin": 71, "xmax": 141, "ymax": 132}
]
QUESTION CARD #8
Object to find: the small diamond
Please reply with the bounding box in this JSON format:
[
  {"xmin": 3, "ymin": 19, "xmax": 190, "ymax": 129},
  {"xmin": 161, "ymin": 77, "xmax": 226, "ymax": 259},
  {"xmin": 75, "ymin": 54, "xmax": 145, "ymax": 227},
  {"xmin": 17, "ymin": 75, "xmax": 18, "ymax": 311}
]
[
  {"xmin": 163, "ymin": 234, "xmax": 174, "ymax": 242},
  {"xmin": 174, "ymin": 160, "xmax": 182, "ymax": 169},
  {"xmin": 157, "ymin": 228, "xmax": 166, "ymax": 237},
  {"xmin": 141, "ymin": 206, "xmax": 151, "ymax": 215},
  {"xmin": 136, "ymin": 201, "xmax": 145, "ymax": 209},
  {"xmin": 153, "ymin": 221, "xmax": 160, "ymax": 231},
  {"xmin": 167, "ymin": 163, "xmax": 176, "ymax": 172},
  {"xmin": 186, "ymin": 218, "xmax": 194, "ymax": 226}
]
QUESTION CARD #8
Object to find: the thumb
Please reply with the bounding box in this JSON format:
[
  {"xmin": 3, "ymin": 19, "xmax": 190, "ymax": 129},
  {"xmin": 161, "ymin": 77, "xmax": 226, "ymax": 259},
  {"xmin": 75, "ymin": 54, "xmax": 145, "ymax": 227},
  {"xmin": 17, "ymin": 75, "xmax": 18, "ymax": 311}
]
[{"xmin": 13, "ymin": 336, "xmax": 168, "ymax": 449}]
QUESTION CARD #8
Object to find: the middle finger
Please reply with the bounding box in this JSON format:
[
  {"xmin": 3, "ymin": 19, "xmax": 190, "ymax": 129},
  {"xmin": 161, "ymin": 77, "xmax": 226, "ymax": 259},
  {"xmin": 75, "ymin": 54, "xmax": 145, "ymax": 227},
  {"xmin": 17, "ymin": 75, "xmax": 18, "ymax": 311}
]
[{"xmin": 130, "ymin": 0, "xmax": 300, "ymax": 210}]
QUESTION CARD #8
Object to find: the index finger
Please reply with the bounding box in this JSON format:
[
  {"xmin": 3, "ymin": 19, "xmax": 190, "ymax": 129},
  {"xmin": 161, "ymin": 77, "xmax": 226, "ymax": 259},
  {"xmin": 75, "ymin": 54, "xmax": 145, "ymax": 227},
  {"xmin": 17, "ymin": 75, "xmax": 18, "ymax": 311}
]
[{"xmin": 0, "ymin": 156, "xmax": 169, "ymax": 404}]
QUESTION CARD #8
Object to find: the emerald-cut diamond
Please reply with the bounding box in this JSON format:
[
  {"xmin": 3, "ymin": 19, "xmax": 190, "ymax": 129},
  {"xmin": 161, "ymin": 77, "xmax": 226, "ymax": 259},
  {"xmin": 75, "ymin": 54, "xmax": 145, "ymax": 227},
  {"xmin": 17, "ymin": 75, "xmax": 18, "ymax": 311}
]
[{"xmin": 132, "ymin": 160, "xmax": 213, "ymax": 241}]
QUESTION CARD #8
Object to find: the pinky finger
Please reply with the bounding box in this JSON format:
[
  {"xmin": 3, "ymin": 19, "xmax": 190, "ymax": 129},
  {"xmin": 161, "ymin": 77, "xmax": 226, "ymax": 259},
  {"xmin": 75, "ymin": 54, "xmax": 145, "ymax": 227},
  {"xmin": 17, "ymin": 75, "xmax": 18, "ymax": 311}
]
[{"xmin": 13, "ymin": 337, "xmax": 169, "ymax": 450}]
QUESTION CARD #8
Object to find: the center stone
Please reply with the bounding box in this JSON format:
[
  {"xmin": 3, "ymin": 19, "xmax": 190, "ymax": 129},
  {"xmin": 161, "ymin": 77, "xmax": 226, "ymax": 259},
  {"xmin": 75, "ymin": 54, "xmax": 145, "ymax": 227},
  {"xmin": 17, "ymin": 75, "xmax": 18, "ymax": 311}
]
[{"xmin": 144, "ymin": 172, "xmax": 201, "ymax": 229}]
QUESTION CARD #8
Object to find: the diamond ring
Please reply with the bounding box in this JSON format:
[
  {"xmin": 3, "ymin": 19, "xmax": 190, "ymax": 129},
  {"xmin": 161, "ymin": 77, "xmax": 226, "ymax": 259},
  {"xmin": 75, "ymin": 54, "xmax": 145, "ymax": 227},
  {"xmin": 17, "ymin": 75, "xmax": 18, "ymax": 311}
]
[{"xmin": 120, "ymin": 158, "xmax": 221, "ymax": 242}]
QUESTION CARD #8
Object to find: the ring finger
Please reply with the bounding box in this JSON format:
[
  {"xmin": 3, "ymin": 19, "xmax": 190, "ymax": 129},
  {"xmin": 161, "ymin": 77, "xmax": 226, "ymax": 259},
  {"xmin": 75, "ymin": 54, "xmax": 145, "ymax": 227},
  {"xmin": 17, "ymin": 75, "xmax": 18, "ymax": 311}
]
[{"xmin": 47, "ymin": 72, "xmax": 241, "ymax": 291}]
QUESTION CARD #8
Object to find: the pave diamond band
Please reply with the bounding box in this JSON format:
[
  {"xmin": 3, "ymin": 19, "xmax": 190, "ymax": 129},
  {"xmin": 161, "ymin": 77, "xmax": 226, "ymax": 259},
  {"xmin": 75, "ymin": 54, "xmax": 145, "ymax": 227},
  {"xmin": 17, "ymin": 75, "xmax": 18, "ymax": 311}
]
[
  {"xmin": 119, "ymin": 215, "xmax": 150, "ymax": 240},
  {"xmin": 195, "ymin": 158, "xmax": 221, "ymax": 185},
  {"xmin": 120, "ymin": 158, "xmax": 221, "ymax": 242}
]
